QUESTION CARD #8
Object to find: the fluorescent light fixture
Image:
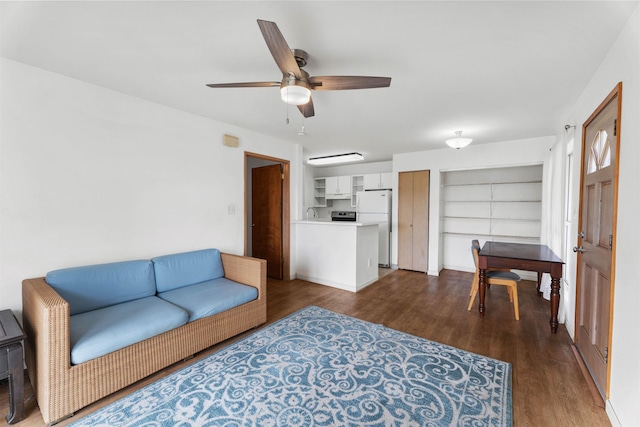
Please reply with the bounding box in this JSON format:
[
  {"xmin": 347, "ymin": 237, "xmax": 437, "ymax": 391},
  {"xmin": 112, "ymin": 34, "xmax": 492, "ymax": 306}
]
[
  {"xmin": 307, "ymin": 152, "xmax": 364, "ymax": 166},
  {"xmin": 280, "ymin": 77, "xmax": 311, "ymax": 105},
  {"xmin": 445, "ymin": 130, "xmax": 473, "ymax": 149}
]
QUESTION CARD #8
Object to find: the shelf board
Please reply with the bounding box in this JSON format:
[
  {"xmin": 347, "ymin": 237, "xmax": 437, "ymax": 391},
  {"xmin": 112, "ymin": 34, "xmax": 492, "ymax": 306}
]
[
  {"xmin": 441, "ymin": 232, "xmax": 540, "ymax": 241},
  {"xmin": 443, "ymin": 216, "xmax": 541, "ymax": 222},
  {"xmin": 442, "ymin": 180, "xmax": 543, "ymax": 187},
  {"xmin": 442, "ymin": 200, "xmax": 542, "ymax": 204}
]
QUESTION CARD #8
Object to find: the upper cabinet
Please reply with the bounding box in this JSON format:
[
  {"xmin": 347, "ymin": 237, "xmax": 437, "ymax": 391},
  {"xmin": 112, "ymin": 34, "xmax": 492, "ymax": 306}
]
[
  {"xmin": 325, "ymin": 175, "xmax": 351, "ymax": 200},
  {"xmin": 363, "ymin": 172, "xmax": 393, "ymax": 190},
  {"xmin": 313, "ymin": 177, "xmax": 328, "ymax": 207},
  {"xmin": 351, "ymin": 175, "xmax": 364, "ymax": 206},
  {"xmin": 312, "ymin": 172, "xmax": 392, "ymax": 206},
  {"xmin": 380, "ymin": 172, "xmax": 393, "ymax": 189}
]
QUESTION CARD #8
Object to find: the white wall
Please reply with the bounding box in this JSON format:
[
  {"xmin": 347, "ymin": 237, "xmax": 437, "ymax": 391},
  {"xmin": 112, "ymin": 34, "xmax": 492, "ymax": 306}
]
[
  {"xmin": 393, "ymin": 136, "xmax": 553, "ymax": 275},
  {"xmin": 0, "ymin": 58, "xmax": 301, "ymax": 317},
  {"xmin": 560, "ymin": 5, "xmax": 639, "ymax": 426}
]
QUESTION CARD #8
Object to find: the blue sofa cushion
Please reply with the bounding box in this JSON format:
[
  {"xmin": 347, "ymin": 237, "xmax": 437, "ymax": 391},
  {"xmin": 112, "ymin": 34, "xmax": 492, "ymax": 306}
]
[
  {"xmin": 158, "ymin": 277, "xmax": 258, "ymax": 322},
  {"xmin": 46, "ymin": 260, "xmax": 156, "ymax": 316},
  {"xmin": 487, "ymin": 270, "xmax": 521, "ymax": 281},
  {"xmin": 69, "ymin": 296, "xmax": 188, "ymax": 365},
  {"xmin": 152, "ymin": 249, "xmax": 225, "ymax": 293}
]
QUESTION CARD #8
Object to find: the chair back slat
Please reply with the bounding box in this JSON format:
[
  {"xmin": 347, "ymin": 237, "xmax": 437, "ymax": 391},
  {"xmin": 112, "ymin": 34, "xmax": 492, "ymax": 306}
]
[
  {"xmin": 471, "ymin": 239, "xmax": 480, "ymax": 292},
  {"xmin": 471, "ymin": 239, "xmax": 480, "ymax": 268}
]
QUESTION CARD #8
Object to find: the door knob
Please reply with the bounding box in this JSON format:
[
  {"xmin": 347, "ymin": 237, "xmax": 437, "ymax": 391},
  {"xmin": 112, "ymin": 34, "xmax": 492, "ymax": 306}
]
[
  {"xmin": 573, "ymin": 246, "xmax": 584, "ymax": 253},
  {"xmin": 578, "ymin": 232, "xmax": 585, "ymax": 238}
]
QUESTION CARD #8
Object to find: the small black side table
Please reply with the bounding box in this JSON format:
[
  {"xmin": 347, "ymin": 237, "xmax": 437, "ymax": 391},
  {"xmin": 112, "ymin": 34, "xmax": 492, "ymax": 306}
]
[{"xmin": 0, "ymin": 309, "xmax": 26, "ymax": 424}]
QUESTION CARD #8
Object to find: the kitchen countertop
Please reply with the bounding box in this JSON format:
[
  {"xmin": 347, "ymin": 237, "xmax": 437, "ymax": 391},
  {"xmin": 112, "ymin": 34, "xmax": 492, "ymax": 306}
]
[{"xmin": 293, "ymin": 220, "xmax": 374, "ymax": 226}]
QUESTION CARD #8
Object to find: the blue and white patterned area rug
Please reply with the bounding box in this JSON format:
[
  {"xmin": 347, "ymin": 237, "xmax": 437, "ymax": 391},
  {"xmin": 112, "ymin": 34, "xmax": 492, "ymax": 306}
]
[{"xmin": 70, "ymin": 306, "xmax": 512, "ymax": 426}]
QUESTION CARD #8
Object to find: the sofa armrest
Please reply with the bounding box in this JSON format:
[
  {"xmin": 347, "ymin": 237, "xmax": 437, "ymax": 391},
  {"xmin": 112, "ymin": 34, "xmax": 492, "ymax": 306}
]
[
  {"xmin": 22, "ymin": 277, "xmax": 72, "ymax": 419},
  {"xmin": 220, "ymin": 253, "xmax": 266, "ymax": 296}
]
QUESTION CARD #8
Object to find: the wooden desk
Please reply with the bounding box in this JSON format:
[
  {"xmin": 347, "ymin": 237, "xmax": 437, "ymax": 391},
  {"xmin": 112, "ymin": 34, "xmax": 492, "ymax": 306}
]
[
  {"xmin": 0, "ymin": 309, "xmax": 26, "ymax": 424},
  {"xmin": 478, "ymin": 242, "xmax": 564, "ymax": 333}
]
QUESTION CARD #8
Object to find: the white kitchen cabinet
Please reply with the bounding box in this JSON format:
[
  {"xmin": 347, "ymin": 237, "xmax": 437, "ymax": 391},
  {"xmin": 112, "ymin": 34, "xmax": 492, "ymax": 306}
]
[
  {"xmin": 326, "ymin": 175, "xmax": 351, "ymax": 199},
  {"xmin": 363, "ymin": 172, "xmax": 393, "ymax": 190},
  {"xmin": 351, "ymin": 175, "xmax": 364, "ymax": 206},
  {"xmin": 379, "ymin": 172, "xmax": 393, "ymax": 189}
]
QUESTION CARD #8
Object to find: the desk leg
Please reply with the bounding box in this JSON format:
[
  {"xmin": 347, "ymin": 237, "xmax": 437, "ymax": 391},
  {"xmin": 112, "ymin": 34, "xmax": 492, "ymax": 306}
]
[
  {"xmin": 550, "ymin": 275, "xmax": 561, "ymax": 334},
  {"xmin": 478, "ymin": 268, "xmax": 486, "ymax": 317},
  {"xmin": 5, "ymin": 343, "xmax": 25, "ymax": 424}
]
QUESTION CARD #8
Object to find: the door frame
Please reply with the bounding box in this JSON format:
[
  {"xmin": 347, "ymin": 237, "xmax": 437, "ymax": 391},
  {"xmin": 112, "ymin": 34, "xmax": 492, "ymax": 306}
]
[
  {"xmin": 574, "ymin": 82, "xmax": 622, "ymax": 400},
  {"xmin": 245, "ymin": 152, "xmax": 290, "ymax": 281}
]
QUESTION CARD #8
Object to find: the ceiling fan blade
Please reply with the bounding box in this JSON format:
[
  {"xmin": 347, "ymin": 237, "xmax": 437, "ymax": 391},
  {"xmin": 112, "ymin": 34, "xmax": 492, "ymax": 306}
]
[
  {"xmin": 257, "ymin": 19, "xmax": 302, "ymax": 79},
  {"xmin": 298, "ymin": 98, "xmax": 315, "ymax": 118},
  {"xmin": 206, "ymin": 81, "xmax": 280, "ymax": 88},
  {"xmin": 309, "ymin": 76, "xmax": 391, "ymax": 91}
]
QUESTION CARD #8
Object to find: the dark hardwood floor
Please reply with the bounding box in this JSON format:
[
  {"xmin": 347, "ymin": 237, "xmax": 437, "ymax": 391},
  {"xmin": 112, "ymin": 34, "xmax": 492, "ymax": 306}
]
[{"xmin": 1, "ymin": 269, "xmax": 610, "ymax": 426}]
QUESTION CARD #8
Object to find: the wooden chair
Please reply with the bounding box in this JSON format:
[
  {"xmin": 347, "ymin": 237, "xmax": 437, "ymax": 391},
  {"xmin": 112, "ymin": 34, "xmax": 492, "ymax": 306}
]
[{"xmin": 467, "ymin": 240, "xmax": 521, "ymax": 320}]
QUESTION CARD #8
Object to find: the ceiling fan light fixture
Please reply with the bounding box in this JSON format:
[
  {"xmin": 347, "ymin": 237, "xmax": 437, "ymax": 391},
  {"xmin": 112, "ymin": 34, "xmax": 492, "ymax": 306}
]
[
  {"xmin": 307, "ymin": 152, "xmax": 364, "ymax": 166},
  {"xmin": 445, "ymin": 130, "xmax": 473, "ymax": 149},
  {"xmin": 207, "ymin": 20, "xmax": 392, "ymax": 118},
  {"xmin": 281, "ymin": 78, "xmax": 311, "ymax": 105}
]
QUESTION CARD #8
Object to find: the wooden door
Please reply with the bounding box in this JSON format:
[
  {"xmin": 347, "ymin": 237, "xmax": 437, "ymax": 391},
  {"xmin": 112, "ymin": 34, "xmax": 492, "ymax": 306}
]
[
  {"xmin": 252, "ymin": 164, "xmax": 283, "ymax": 279},
  {"xmin": 412, "ymin": 171, "xmax": 429, "ymax": 271},
  {"xmin": 398, "ymin": 170, "xmax": 429, "ymax": 272},
  {"xmin": 575, "ymin": 83, "xmax": 621, "ymax": 400},
  {"xmin": 398, "ymin": 172, "xmax": 414, "ymax": 270}
]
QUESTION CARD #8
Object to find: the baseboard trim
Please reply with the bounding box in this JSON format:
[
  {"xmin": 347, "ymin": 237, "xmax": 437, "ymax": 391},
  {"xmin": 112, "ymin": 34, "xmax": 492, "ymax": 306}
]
[{"xmin": 570, "ymin": 344, "xmax": 605, "ymax": 408}]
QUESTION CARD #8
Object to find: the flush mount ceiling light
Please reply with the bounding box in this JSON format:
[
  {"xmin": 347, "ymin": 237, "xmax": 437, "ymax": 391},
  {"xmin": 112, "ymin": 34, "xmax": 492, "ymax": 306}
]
[
  {"xmin": 280, "ymin": 74, "xmax": 311, "ymax": 105},
  {"xmin": 445, "ymin": 130, "xmax": 473, "ymax": 149},
  {"xmin": 307, "ymin": 152, "xmax": 364, "ymax": 166}
]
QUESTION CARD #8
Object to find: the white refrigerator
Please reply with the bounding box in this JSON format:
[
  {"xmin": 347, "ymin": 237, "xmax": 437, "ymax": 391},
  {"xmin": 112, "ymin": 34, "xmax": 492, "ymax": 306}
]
[{"xmin": 356, "ymin": 190, "xmax": 391, "ymax": 267}]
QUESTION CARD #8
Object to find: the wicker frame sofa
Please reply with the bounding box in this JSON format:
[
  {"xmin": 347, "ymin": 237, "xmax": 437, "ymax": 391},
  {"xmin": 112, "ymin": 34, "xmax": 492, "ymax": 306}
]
[{"xmin": 22, "ymin": 250, "xmax": 267, "ymax": 425}]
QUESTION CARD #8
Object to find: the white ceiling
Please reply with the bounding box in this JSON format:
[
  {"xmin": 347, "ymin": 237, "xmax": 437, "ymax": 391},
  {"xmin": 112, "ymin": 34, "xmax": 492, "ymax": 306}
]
[{"xmin": 2, "ymin": 1, "xmax": 638, "ymax": 164}]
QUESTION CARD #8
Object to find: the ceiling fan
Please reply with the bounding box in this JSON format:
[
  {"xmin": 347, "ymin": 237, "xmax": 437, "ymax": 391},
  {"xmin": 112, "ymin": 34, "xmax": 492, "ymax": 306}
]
[{"xmin": 206, "ymin": 19, "xmax": 391, "ymax": 118}]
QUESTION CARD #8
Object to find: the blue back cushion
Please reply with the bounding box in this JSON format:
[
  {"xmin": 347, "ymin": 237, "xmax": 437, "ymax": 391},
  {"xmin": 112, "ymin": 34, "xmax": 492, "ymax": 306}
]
[
  {"xmin": 152, "ymin": 249, "xmax": 224, "ymax": 292},
  {"xmin": 46, "ymin": 260, "xmax": 156, "ymax": 315}
]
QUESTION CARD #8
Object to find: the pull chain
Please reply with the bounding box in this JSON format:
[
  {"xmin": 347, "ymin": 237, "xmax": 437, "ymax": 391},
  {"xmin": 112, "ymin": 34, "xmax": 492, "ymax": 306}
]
[
  {"xmin": 285, "ymin": 90, "xmax": 290, "ymax": 124},
  {"xmin": 298, "ymin": 115, "xmax": 306, "ymax": 136}
]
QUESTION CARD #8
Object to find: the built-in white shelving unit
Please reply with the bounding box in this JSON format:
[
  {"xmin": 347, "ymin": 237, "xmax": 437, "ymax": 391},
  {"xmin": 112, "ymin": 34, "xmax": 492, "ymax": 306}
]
[
  {"xmin": 441, "ymin": 165, "xmax": 543, "ymax": 272},
  {"xmin": 313, "ymin": 177, "xmax": 327, "ymax": 207}
]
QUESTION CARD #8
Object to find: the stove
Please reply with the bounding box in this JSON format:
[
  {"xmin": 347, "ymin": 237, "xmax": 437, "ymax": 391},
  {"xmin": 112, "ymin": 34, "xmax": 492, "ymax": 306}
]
[{"xmin": 331, "ymin": 211, "xmax": 357, "ymax": 222}]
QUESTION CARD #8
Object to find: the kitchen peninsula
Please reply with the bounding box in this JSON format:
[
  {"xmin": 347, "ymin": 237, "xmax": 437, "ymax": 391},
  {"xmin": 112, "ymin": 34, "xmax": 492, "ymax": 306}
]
[{"xmin": 293, "ymin": 220, "xmax": 379, "ymax": 292}]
